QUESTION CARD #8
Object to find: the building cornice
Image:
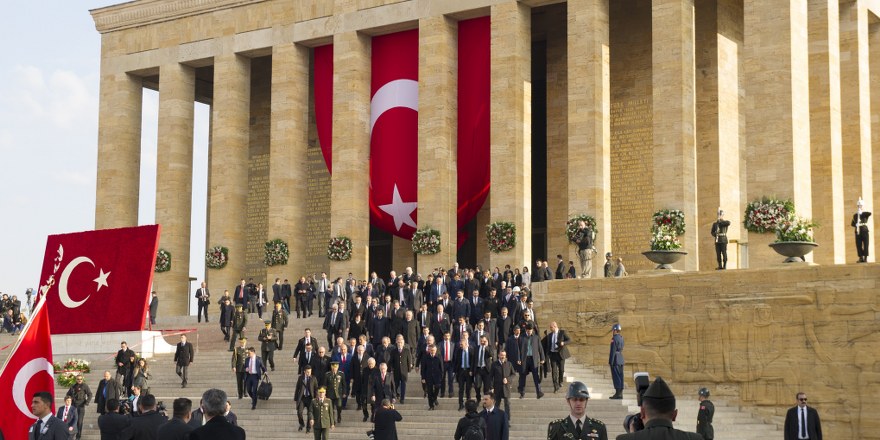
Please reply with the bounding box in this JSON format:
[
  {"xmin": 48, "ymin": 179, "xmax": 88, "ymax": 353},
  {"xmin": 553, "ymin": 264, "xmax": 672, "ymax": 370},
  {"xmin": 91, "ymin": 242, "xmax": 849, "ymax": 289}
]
[{"xmin": 90, "ymin": 0, "xmax": 267, "ymax": 34}]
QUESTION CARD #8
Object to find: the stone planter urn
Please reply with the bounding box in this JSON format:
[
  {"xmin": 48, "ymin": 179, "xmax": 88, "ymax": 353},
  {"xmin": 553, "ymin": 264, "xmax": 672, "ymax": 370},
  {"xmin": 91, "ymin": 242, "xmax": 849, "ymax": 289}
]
[
  {"xmin": 769, "ymin": 241, "xmax": 818, "ymax": 263},
  {"xmin": 642, "ymin": 250, "xmax": 688, "ymax": 270}
]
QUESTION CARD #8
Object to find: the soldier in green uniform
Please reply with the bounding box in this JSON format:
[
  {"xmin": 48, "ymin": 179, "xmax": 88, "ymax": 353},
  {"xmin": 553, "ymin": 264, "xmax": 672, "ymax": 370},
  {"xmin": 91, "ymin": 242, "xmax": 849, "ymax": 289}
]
[
  {"xmin": 615, "ymin": 377, "xmax": 703, "ymax": 440},
  {"xmin": 259, "ymin": 321, "xmax": 279, "ymax": 371},
  {"xmin": 271, "ymin": 302, "xmax": 289, "ymax": 350},
  {"xmin": 696, "ymin": 388, "xmax": 714, "ymax": 440},
  {"xmin": 309, "ymin": 387, "xmax": 336, "ymax": 440},
  {"xmin": 324, "ymin": 361, "xmax": 346, "ymax": 424},
  {"xmin": 547, "ymin": 381, "xmax": 607, "ymax": 440},
  {"xmin": 229, "ymin": 304, "xmax": 248, "ymax": 351},
  {"xmin": 230, "ymin": 337, "xmax": 249, "ymax": 399}
]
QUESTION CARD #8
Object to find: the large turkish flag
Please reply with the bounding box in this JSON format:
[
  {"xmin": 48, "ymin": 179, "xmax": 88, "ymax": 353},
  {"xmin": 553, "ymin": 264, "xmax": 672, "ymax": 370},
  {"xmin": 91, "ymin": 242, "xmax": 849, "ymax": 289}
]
[
  {"xmin": 369, "ymin": 29, "xmax": 419, "ymax": 239},
  {"xmin": 0, "ymin": 299, "xmax": 55, "ymax": 440},
  {"xmin": 35, "ymin": 225, "xmax": 160, "ymax": 334}
]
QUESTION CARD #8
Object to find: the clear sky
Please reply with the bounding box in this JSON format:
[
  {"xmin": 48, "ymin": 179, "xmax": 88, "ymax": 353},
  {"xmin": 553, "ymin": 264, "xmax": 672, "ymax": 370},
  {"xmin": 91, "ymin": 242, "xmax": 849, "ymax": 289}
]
[{"xmin": 0, "ymin": 2, "xmax": 209, "ymax": 313}]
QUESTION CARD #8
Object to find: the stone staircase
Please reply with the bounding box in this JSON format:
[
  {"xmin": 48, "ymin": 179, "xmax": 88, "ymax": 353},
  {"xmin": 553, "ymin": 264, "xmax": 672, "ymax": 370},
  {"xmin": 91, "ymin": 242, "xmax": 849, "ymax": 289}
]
[{"xmin": 2, "ymin": 312, "xmax": 781, "ymax": 439}]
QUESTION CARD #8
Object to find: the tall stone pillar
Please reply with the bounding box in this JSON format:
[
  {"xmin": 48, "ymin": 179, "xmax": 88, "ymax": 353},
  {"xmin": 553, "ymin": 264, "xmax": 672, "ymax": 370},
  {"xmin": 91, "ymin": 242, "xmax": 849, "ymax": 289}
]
[
  {"xmin": 330, "ymin": 32, "xmax": 371, "ymax": 278},
  {"xmin": 652, "ymin": 0, "xmax": 699, "ymax": 270},
  {"xmin": 840, "ymin": 0, "xmax": 875, "ymax": 262},
  {"xmin": 489, "ymin": 2, "xmax": 532, "ymax": 270},
  {"xmin": 417, "ymin": 15, "xmax": 458, "ymax": 274},
  {"xmin": 743, "ymin": 0, "xmax": 812, "ymax": 266},
  {"xmin": 567, "ymin": 0, "xmax": 611, "ymax": 269},
  {"xmin": 95, "ymin": 72, "xmax": 142, "ymax": 229},
  {"xmin": 695, "ymin": 0, "xmax": 743, "ymax": 270},
  {"xmin": 808, "ymin": 0, "xmax": 846, "ymax": 264},
  {"xmin": 545, "ymin": 8, "xmax": 569, "ymax": 266},
  {"xmin": 207, "ymin": 54, "xmax": 251, "ymax": 291},
  {"xmin": 268, "ymin": 43, "xmax": 310, "ymax": 282},
  {"xmin": 154, "ymin": 63, "xmax": 195, "ymax": 317},
  {"xmin": 871, "ymin": 19, "xmax": 880, "ymax": 262}
]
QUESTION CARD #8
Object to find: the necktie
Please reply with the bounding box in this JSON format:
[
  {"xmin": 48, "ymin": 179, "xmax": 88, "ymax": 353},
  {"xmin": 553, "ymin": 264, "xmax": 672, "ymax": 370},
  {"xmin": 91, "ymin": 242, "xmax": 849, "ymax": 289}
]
[
  {"xmin": 34, "ymin": 419, "xmax": 43, "ymax": 440},
  {"xmin": 576, "ymin": 419, "xmax": 583, "ymax": 437},
  {"xmin": 307, "ymin": 353, "xmax": 311, "ymax": 363},
  {"xmin": 239, "ymin": 288, "xmax": 243, "ymax": 299},
  {"xmin": 63, "ymin": 407, "xmax": 69, "ymax": 420},
  {"xmin": 342, "ymin": 355, "xmax": 346, "ymax": 363},
  {"xmin": 800, "ymin": 408, "xmax": 807, "ymax": 438},
  {"xmin": 332, "ymin": 312, "xmax": 337, "ymax": 325},
  {"xmin": 464, "ymin": 350, "xmax": 469, "ymax": 368},
  {"xmin": 304, "ymin": 376, "xmax": 310, "ymax": 396},
  {"xmin": 438, "ymin": 314, "xmax": 442, "ymax": 322},
  {"xmin": 553, "ymin": 332, "xmax": 557, "ymax": 351},
  {"xmin": 479, "ymin": 347, "xmax": 484, "ymax": 367},
  {"xmin": 445, "ymin": 342, "xmax": 450, "ymax": 362}
]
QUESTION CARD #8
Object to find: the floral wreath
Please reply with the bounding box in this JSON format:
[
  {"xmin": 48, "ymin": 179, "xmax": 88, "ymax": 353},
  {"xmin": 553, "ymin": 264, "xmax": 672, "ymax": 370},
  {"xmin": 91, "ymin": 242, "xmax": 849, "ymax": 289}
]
[
  {"xmin": 327, "ymin": 236, "xmax": 352, "ymax": 261},
  {"xmin": 566, "ymin": 214, "xmax": 598, "ymax": 244},
  {"xmin": 412, "ymin": 228, "xmax": 441, "ymax": 255},
  {"xmin": 650, "ymin": 224, "xmax": 683, "ymax": 250},
  {"xmin": 154, "ymin": 248, "xmax": 171, "ymax": 273},
  {"xmin": 486, "ymin": 221, "xmax": 516, "ymax": 253},
  {"xmin": 205, "ymin": 245, "xmax": 229, "ymax": 269},
  {"xmin": 744, "ymin": 197, "xmax": 795, "ymax": 233},
  {"xmin": 54, "ymin": 358, "xmax": 91, "ymax": 386},
  {"xmin": 652, "ymin": 209, "xmax": 686, "ymax": 236},
  {"xmin": 775, "ymin": 215, "xmax": 817, "ymax": 243},
  {"xmin": 264, "ymin": 238, "xmax": 290, "ymax": 266}
]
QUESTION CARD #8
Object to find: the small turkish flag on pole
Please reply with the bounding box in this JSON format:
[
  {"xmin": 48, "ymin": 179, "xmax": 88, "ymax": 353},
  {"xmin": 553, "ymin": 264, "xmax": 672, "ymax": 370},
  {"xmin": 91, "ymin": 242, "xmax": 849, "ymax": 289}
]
[{"xmin": 0, "ymin": 299, "xmax": 55, "ymax": 440}]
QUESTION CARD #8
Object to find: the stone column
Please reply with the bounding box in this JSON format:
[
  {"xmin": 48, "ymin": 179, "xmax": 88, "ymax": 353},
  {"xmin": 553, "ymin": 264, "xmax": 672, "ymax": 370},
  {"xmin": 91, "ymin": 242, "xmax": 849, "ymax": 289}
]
[
  {"xmin": 743, "ymin": 0, "xmax": 812, "ymax": 266},
  {"xmin": 871, "ymin": 19, "xmax": 880, "ymax": 262},
  {"xmin": 840, "ymin": 0, "xmax": 875, "ymax": 262},
  {"xmin": 545, "ymin": 9, "xmax": 569, "ymax": 266},
  {"xmin": 696, "ymin": 0, "xmax": 744, "ymax": 270},
  {"xmin": 652, "ymin": 0, "xmax": 699, "ymax": 270},
  {"xmin": 808, "ymin": 0, "xmax": 846, "ymax": 264},
  {"xmin": 95, "ymin": 72, "xmax": 142, "ymax": 229},
  {"xmin": 489, "ymin": 1, "xmax": 532, "ymax": 270},
  {"xmin": 207, "ymin": 54, "xmax": 251, "ymax": 291},
  {"xmin": 154, "ymin": 63, "xmax": 195, "ymax": 317},
  {"xmin": 568, "ymin": 0, "xmax": 611, "ymax": 269},
  {"xmin": 417, "ymin": 15, "xmax": 458, "ymax": 274},
  {"xmin": 330, "ymin": 31, "xmax": 371, "ymax": 278},
  {"xmin": 268, "ymin": 43, "xmax": 310, "ymax": 282}
]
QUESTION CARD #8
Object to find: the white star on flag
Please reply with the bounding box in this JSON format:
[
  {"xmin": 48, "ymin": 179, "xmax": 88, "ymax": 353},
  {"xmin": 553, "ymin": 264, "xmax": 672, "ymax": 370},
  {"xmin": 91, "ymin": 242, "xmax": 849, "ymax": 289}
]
[
  {"xmin": 93, "ymin": 269, "xmax": 111, "ymax": 291},
  {"xmin": 379, "ymin": 184, "xmax": 417, "ymax": 231}
]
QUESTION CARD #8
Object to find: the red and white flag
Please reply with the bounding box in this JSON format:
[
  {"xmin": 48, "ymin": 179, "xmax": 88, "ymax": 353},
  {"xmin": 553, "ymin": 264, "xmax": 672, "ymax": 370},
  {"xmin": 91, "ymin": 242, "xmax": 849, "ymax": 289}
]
[
  {"xmin": 36, "ymin": 225, "xmax": 160, "ymax": 334},
  {"xmin": 0, "ymin": 299, "xmax": 55, "ymax": 440}
]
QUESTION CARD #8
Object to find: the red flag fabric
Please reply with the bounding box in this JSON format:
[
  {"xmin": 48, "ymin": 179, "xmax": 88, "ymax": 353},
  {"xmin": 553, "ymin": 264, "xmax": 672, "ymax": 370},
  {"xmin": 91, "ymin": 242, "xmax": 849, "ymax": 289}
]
[
  {"xmin": 0, "ymin": 299, "xmax": 55, "ymax": 440},
  {"xmin": 457, "ymin": 16, "xmax": 491, "ymax": 245},
  {"xmin": 369, "ymin": 29, "xmax": 419, "ymax": 239},
  {"xmin": 35, "ymin": 225, "xmax": 160, "ymax": 334},
  {"xmin": 314, "ymin": 44, "xmax": 334, "ymax": 173}
]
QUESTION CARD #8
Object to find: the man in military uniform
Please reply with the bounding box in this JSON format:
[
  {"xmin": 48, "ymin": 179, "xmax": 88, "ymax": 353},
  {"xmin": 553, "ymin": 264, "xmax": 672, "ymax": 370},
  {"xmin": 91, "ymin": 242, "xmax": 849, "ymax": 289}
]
[
  {"xmin": 608, "ymin": 324, "xmax": 624, "ymax": 400},
  {"xmin": 710, "ymin": 209, "xmax": 731, "ymax": 270},
  {"xmin": 231, "ymin": 337, "xmax": 249, "ymax": 399},
  {"xmin": 258, "ymin": 321, "xmax": 279, "ymax": 371},
  {"xmin": 228, "ymin": 304, "xmax": 248, "ymax": 351},
  {"xmin": 616, "ymin": 377, "xmax": 703, "ymax": 440},
  {"xmin": 603, "ymin": 252, "xmax": 614, "ymax": 278},
  {"xmin": 547, "ymin": 381, "xmax": 607, "ymax": 440},
  {"xmin": 324, "ymin": 361, "xmax": 346, "ymax": 424},
  {"xmin": 696, "ymin": 387, "xmax": 714, "ymax": 440},
  {"xmin": 852, "ymin": 198, "xmax": 872, "ymax": 263},
  {"xmin": 271, "ymin": 302, "xmax": 289, "ymax": 350},
  {"xmin": 309, "ymin": 387, "xmax": 335, "ymax": 440}
]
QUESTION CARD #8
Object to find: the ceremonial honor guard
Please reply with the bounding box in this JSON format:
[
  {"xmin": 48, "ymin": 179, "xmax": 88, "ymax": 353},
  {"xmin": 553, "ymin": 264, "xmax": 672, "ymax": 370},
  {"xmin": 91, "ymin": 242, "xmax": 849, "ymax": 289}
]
[
  {"xmin": 696, "ymin": 388, "xmax": 714, "ymax": 440},
  {"xmin": 710, "ymin": 209, "xmax": 731, "ymax": 270},
  {"xmin": 852, "ymin": 198, "xmax": 872, "ymax": 263},
  {"xmin": 547, "ymin": 382, "xmax": 607, "ymax": 440}
]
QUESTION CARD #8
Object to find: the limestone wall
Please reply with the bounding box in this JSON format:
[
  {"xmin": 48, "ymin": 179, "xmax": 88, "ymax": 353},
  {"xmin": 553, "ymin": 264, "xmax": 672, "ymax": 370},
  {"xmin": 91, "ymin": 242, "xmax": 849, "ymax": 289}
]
[{"xmin": 532, "ymin": 264, "xmax": 880, "ymax": 439}]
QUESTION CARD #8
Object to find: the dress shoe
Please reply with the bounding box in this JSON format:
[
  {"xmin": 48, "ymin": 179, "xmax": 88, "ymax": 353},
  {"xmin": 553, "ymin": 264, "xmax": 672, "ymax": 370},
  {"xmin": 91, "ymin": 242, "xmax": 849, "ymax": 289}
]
[
  {"xmin": 519, "ymin": 393, "xmax": 524, "ymax": 399},
  {"xmin": 363, "ymin": 415, "xmax": 369, "ymax": 422},
  {"xmin": 458, "ymin": 404, "xmax": 464, "ymax": 411},
  {"xmin": 298, "ymin": 426, "xmax": 304, "ymax": 432},
  {"xmin": 537, "ymin": 391, "xmax": 544, "ymax": 399},
  {"xmin": 306, "ymin": 429, "xmax": 311, "ymax": 433}
]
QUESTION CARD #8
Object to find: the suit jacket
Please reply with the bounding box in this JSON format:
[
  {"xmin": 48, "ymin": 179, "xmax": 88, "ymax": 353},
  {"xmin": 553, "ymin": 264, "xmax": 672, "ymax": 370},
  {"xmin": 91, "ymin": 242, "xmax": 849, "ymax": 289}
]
[
  {"xmin": 369, "ymin": 317, "xmax": 390, "ymax": 345},
  {"xmin": 31, "ymin": 415, "xmax": 69, "ymax": 440},
  {"xmin": 482, "ymin": 298, "xmax": 500, "ymax": 319},
  {"xmin": 96, "ymin": 378, "xmax": 123, "ymax": 414},
  {"xmin": 98, "ymin": 412, "xmax": 132, "ymax": 440},
  {"xmin": 271, "ymin": 283, "xmax": 283, "ymax": 302},
  {"xmin": 489, "ymin": 360, "xmax": 516, "ymax": 398},
  {"xmin": 389, "ymin": 345, "xmax": 413, "ymax": 380},
  {"xmin": 543, "ymin": 330, "xmax": 571, "ymax": 360},
  {"xmin": 497, "ymin": 316, "xmax": 513, "ymax": 344},
  {"xmin": 481, "ymin": 408, "xmax": 509, "ymax": 440},
  {"xmin": 295, "ymin": 373, "xmax": 319, "ymax": 402},
  {"xmin": 452, "ymin": 323, "xmax": 473, "ymax": 344},
  {"xmin": 56, "ymin": 405, "xmax": 78, "ymax": 435},
  {"xmin": 129, "ymin": 410, "xmax": 168, "ymax": 440},
  {"xmin": 436, "ymin": 339, "xmax": 455, "ymax": 365},
  {"xmin": 187, "ymin": 409, "xmax": 205, "ymax": 428},
  {"xmin": 189, "ymin": 416, "xmax": 245, "ymax": 440},
  {"xmin": 370, "ymin": 371, "xmax": 398, "ymax": 401},
  {"xmin": 420, "ymin": 354, "xmax": 444, "ymax": 385},
  {"xmin": 233, "ymin": 285, "xmax": 249, "ymax": 307},
  {"xmin": 473, "ymin": 344, "xmax": 495, "ymax": 371},
  {"xmin": 244, "ymin": 355, "xmax": 266, "ymax": 377},
  {"xmin": 373, "ymin": 407, "xmax": 403, "ymax": 440},
  {"xmin": 174, "ymin": 342, "xmax": 195, "ymax": 366},
  {"xmin": 784, "ymin": 405, "xmax": 822, "ymax": 440},
  {"xmin": 156, "ymin": 417, "xmax": 194, "ymax": 440},
  {"xmin": 429, "ymin": 313, "xmax": 451, "ymax": 340},
  {"xmin": 453, "ymin": 345, "xmax": 477, "ymax": 374},
  {"xmin": 519, "ymin": 333, "xmax": 544, "ymax": 363},
  {"xmin": 505, "ymin": 335, "xmax": 523, "ymax": 370},
  {"xmin": 293, "ymin": 336, "xmax": 317, "ymax": 360},
  {"xmin": 115, "ymin": 349, "xmax": 135, "ymax": 376},
  {"xmin": 427, "ymin": 283, "xmax": 446, "ymax": 304},
  {"xmin": 452, "ymin": 299, "xmax": 471, "ymax": 322}
]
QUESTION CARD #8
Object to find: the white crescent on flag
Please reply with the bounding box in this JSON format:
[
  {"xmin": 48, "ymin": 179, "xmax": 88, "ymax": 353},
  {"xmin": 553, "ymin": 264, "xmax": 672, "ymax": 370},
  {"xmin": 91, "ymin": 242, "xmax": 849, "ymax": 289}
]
[
  {"xmin": 12, "ymin": 358, "xmax": 54, "ymax": 419},
  {"xmin": 58, "ymin": 256, "xmax": 96, "ymax": 308},
  {"xmin": 370, "ymin": 79, "xmax": 419, "ymax": 134}
]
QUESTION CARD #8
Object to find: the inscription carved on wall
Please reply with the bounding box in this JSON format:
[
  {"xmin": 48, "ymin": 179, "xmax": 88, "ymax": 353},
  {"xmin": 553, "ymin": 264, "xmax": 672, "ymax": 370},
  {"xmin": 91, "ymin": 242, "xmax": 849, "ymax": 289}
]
[
  {"xmin": 246, "ymin": 153, "xmax": 269, "ymax": 283},
  {"xmin": 305, "ymin": 143, "xmax": 331, "ymax": 275}
]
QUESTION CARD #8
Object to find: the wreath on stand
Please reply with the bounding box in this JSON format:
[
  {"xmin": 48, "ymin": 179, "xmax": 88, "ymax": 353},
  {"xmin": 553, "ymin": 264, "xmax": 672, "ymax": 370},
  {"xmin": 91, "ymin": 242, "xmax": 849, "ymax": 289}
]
[
  {"xmin": 412, "ymin": 228, "xmax": 441, "ymax": 255},
  {"xmin": 327, "ymin": 236, "xmax": 353, "ymax": 261},
  {"xmin": 486, "ymin": 222, "xmax": 516, "ymax": 253},
  {"xmin": 205, "ymin": 245, "xmax": 229, "ymax": 269},
  {"xmin": 154, "ymin": 248, "xmax": 171, "ymax": 273},
  {"xmin": 744, "ymin": 197, "xmax": 795, "ymax": 233},
  {"xmin": 264, "ymin": 239, "xmax": 290, "ymax": 266}
]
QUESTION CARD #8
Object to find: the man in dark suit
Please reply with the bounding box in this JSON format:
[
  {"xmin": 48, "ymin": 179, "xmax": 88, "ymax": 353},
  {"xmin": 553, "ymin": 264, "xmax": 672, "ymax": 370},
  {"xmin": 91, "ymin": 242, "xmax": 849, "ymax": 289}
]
[
  {"xmin": 96, "ymin": 371, "xmax": 122, "ymax": 415},
  {"xmin": 421, "ymin": 345, "xmax": 444, "ymax": 410},
  {"xmin": 517, "ymin": 324, "xmax": 545, "ymax": 399},
  {"xmin": 97, "ymin": 399, "xmax": 131, "ymax": 440},
  {"xmin": 784, "ymin": 392, "xmax": 822, "ymax": 440},
  {"xmin": 473, "ymin": 335, "xmax": 495, "ymax": 400},
  {"xmin": 370, "ymin": 363, "xmax": 398, "ymax": 419},
  {"xmin": 505, "ymin": 327, "xmax": 523, "ymax": 375},
  {"xmin": 480, "ymin": 392, "xmax": 509, "ymax": 440},
  {"xmin": 369, "ymin": 309, "xmax": 390, "ymax": 346},
  {"xmin": 233, "ymin": 279, "xmax": 249, "ymax": 309},
  {"xmin": 426, "ymin": 277, "xmax": 446, "ymax": 311},
  {"xmin": 56, "ymin": 395, "xmax": 78, "ymax": 440},
  {"xmin": 156, "ymin": 398, "xmax": 194, "ymax": 440},
  {"xmin": 452, "ymin": 315, "xmax": 472, "ymax": 345},
  {"xmin": 436, "ymin": 332, "xmax": 456, "ymax": 397},
  {"xmin": 30, "ymin": 391, "xmax": 73, "ymax": 440},
  {"xmin": 114, "ymin": 341, "xmax": 135, "ymax": 394},
  {"xmin": 297, "ymin": 342, "xmax": 319, "ymax": 375},
  {"xmin": 430, "ymin": 305, "xmax": 451, "ymax": 341},
  {"xmin": 128, "ymin": 394, "xmax": 168, "ymax": 440},
  {"xmin": 295, "ymin": 366, "xmax": 319, "ymax": 432},
  {"xmin": 195, "ymin": 281, "xmax": 211, "ymax": 323},
  {"xmin": 389, "ymin": 337, "xmax": 413, "ymax": 403},
  {"xmin": 489, "ymin": 350, "xmax": 516, "ymax": 419},
  {"xmin": 314, "ymin": 347, "xmax": 331, "ymax": 388},
  {"xmin": 174, "ymin": 334, "xmax": 194, "ymax": 388},
  {"xmin": 190, "ymin": 389, "xmax": 246, "ymax": 440},
  {"xmin": 323, "ymin": 303, "xmax": 346, "ymax": 349},
  {"xmin": 543, "ymin": 322, "xmax": 571, "ymax": 393},
  {"xmin": 148, "ymin": 292, "xmax": 159, "ymax": 326},
  {"xmin": 497, "ymin": 308, "xmax": 513, "ymax": 350},
  {"xmin": 243, "ymin": 348, "xmax": 266, "ymax": 410},
  {"xmin": 293, "ymin": 328, "xmax": 316, "ymax": 360},
  {"xmin": 453, "ymin": 339, "xmax": 476, "ymax": 410}
]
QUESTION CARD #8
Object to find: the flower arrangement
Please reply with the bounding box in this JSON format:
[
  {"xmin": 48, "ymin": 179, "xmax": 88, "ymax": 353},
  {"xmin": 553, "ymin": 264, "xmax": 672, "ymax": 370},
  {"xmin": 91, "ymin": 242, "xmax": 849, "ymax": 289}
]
[
  {"xmin": 775, "ymin": 216, "xmax": 817, "ymax": 243},
  {"xmin": 56, "ymin": 371, "xmax": 82, "ymax": 387},
  {"xmin": 205, "ymin": 245, "xmax": 229, "ymax": 269},
  {"xmin": 744, "ymin": 197, "xmax": 795, "ymax": 233},
  {"xmin": 154, "ymin": 248, "xmax": 171, "ymax": 273},
  {"xmin": 53, "ymin": 358, "xmax": 91, "ymax": 374},
  {"xmin": 652, "ymin": 209, "xmax": 686, "ymax": 236},
  {"xmin": 486, "ymin": 222, "xmax": 516, "ymax": 253},
  {"xmin": 650, "ymin": 224, "xmax": 683, "ymax": 250},
  {"xmin": 327, "ymin": 236, "xmax": 353, "ymax": 261},
  {"xmin": 566, "ymin": 214, "xmax": 597, "ymax": 244},
  {"xmin": 263, "ymin": 239, "xmax": 290, "ymax": 266},
  {"xmin": 412, "ymin": 228, "xmax": 441, "ymax": 255}
]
